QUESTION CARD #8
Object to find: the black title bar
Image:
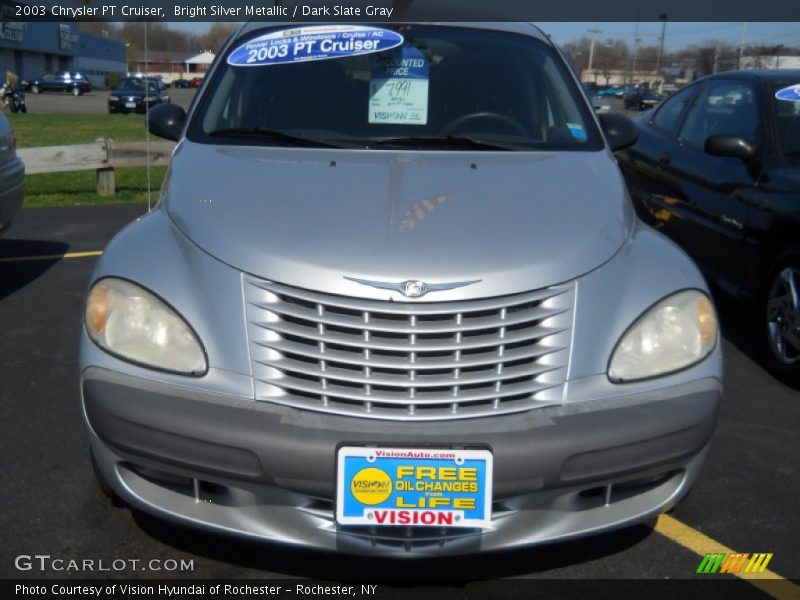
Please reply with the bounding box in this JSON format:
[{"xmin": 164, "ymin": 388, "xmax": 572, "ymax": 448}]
[{"xmin": 3, "ymin": 0, "xmax": 800, "ymax": 22}]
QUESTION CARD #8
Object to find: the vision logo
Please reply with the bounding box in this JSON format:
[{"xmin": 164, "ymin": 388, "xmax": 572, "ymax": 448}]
[
  {"xmin": 696, "ymin": 553, "xmax": 774, "ymax": 574},
  {"xmin": 350, "ymin": 467, "xmax": 392, "ymax": 505}
]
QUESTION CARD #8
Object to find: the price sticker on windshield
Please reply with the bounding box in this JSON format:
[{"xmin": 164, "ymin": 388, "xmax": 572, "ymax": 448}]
[{"xmin": 369, "ymin": 46, "xmax": 430, "ymax": 125}]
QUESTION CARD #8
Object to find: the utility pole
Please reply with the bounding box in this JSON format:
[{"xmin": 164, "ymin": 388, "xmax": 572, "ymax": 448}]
[
  {"xmin": 630, "ymin": 19, "xmax": 640, "ymax": 83},
  {"xmin": 738, "ymin": 22, "xmax": 748, "ymax": 69},
  {"xmin": 655, "ymin": 14, "xmax": 668, "ymax": 75},
  {"xmin": 587, "ymin": 28, "xmax": 602, "ymax": 82},
  {"xmin": 713, "ymin": 43, "xmax": 720, "ymax": 74}
]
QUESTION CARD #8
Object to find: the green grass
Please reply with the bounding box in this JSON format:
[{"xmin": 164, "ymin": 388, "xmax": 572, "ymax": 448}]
[
  {"xmin": 8, "ymin": 113, "xmax": 166, "ymax": 206},
  {"xmin": 24, "ymin": 166, "xmax": 167, "ymax": 208},
  {"xmin": 7, "ymin": 113, "xmax": 157, "ymax": 148}
]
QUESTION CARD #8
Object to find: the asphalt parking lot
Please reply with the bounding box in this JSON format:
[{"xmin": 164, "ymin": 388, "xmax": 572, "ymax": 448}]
[
  {"xmin": 0, "ymin": 205, "xmax": 797, "ymax": 593},
  {"xmin": 19, "ymin": 87, "xmax": 197, "ymax": 114}
]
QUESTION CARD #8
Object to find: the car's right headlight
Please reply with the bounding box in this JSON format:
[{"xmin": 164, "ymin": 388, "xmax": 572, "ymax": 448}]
[
  {"xmin": 108, "ymin": 95, "xmax": 119, "ymax": 101},
  {"xmin": 85, "ymin": 278, "xmax": 207, "ymax": 375},
  {"xmin": 608, "ymin": 289, "xmax": 718, "ymax": 382}
]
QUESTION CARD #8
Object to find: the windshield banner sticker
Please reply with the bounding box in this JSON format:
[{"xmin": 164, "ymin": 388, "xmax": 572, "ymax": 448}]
[
  {"xmin": 369, "ymin": 45, "xmax": 430, "ymax": 125},
  {"xmin": 775, "ymin": 84, "xmax": 800, "ymax": 102},
  {"xmin": 227, "ymin": 25, "xmax": 404, "ymax": 67}
]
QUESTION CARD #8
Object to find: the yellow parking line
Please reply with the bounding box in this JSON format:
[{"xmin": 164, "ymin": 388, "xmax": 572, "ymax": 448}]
[
  {"xmin": 655, "ymin": 514, "xmax": 798, "ymax": 599},
  {"xmin": 0, "ymin": 250, "xmax": 103, "ymax": 263}
]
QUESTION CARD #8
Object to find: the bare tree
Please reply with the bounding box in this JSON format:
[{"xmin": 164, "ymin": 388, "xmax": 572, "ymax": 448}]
[
  {"xmin": 202, "ymin": 23, "xmax": 237, "ymax": 53},
  {"xmin": 593, "ymin": 38, "xmax": 631, "ymax": 84},
  {"xmin": 562, "ymin": 36, "xmax": 592, "ymax": 74}
]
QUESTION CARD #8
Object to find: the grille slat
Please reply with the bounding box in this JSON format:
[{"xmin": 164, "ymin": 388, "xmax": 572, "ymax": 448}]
[
  {"xmin": 245, "ymin": 277, "xmax": 574, "ymax": 421},
  {"xmin": 261, "ymin": 376, "xmax": 561, "ymax": 406},
  {"xmin": 253, "ymin": 355, "xmax": 559, "ymax": 388},
  {"xmin": 250, "ymin": 318, "xmax": 567, "ymax": 353},
  {"xmin": 250, "ymin": 279, "xmax": 569, "ymax": 315},
  {"xmin": 249, "ymin": 299, "xmax": 566, "ymax": 334}
]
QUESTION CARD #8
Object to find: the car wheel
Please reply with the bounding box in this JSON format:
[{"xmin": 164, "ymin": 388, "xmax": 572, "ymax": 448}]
[
  {"xmin": 31, "ymin": 85, "xmax": 39, "ymax": 94},
  {"xmin": 763, "ymin": 250, "xmax": 800, "ymax": 387},
  {"xmin": 72, "ymin": 87, "xmax": 80, "ymax": 96},
  {"xmin": 90, "ymin": 450, "xmax": 125, "ymax": 507}
]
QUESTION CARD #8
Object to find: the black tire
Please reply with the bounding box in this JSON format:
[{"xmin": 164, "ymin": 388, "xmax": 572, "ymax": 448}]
[
  {"xmin": 9, "ymin": 101, "xmax": 18, "ymax": 113},
  {"xmin": 762, "ymin": 249, "xmax": 800, "ymax": 388},
  {"xmin": 90, "ymin": 449, "xmax": 125, "ymax": 507},
  {"xmin": 19, "ymin": 103, "xmax": 26, "ymax": 114}
]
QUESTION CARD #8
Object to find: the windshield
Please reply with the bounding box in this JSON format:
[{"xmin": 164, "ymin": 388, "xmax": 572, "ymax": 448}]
[
  {"xmin": 189, "ymin": 24, "xmax": 602, "ymax": 151},
  {"xmin": 772, "ymin": 80, "xmax": 800, "ymax": 157},
  {"xmin": 116, "ymin": 78, "xmax": 158, "ymax": 93}
]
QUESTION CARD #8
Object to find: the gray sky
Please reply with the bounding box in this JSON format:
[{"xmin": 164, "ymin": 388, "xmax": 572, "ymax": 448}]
[{"xmin": 170, "ymin": 21, "xmax": 800, "ymax": 51}]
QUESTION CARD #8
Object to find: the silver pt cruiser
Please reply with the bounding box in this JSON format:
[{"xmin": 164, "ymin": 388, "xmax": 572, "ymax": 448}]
[{"xmin": 80, "ymin": 22, "xmax": 722, "ymax": 556}]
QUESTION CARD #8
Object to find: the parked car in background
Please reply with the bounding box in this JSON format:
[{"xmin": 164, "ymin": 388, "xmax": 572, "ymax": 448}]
[
  {"xmin": 624, "ymin": 90, "xmax": 663, "ymax": 111},
  {"xmin": 0, "ymin": 112, "xmax": 24, "ymax": 235},
  {"xmin": 29, "ymin": 72, "xmax": 91, "ymax": 96},
  {"xmin": 190, "ymin": 77, "xmax": 203, "ymax": 88},
  {"xmin": 596, "ymin": 86, "xmax": 624, "ymax": 97},
  {"xmin": 590, "ymin": 93, "xmax": 611, "ymax": 112},
  {"xmin": 172, "ymin": 78, "xmax": 193, "ymax": 89},
  {"xmin": 617, "ymin": 70, "xmax": 800, "ymax": 386},
  {"xmin": 108, "ymin": 76, "xmax": 170, "ymax": 114},
  {"xmin": 81, "ymin": 22, "xmax": 721, "ymax": 556}
]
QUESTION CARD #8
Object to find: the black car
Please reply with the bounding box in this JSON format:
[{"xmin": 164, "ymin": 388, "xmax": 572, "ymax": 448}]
[
  {"xmin": 624, "ymin": 90, "xmax": 663, "ymax": 111},
  {"xmin": 617, "ymin": 70, "xmax": 800, "ymax": 385},
  {"xmin": 171, "ymin": 78, "xmax": 193, "ymax": 89},
  {"xmin": 108, "ymin": 77, "xmax": 170, "ymax": 114},
  {"xmin": 29, "ymin": 72, "xmax": 91, "ymax": 96}
]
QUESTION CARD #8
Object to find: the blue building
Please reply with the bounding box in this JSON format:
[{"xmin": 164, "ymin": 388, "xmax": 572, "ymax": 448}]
[{"xmin": 1, "ymin": 19, "xmax": 126, "ymax": 87}]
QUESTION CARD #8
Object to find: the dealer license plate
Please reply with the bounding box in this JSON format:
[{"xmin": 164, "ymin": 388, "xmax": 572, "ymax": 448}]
[
  {"xmin": 125, "ymin": 102, "xmax": 136, "ymax": 108},
  {"xmin": 336, "ymin": 446, "xmax": 493, "ymax": 528}
]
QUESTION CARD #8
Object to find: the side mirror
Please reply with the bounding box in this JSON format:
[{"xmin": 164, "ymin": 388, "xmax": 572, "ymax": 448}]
[
  {"xmin": 147, "ymin": 103, "xmax": 186, "ymax": 142},
  {"xmin": 705, "ymin": 135, "xmax": 757, "ymax": 163},
  {"xmin": 598, "ymin": 113, "xmax": 638, "ymax": 152}
]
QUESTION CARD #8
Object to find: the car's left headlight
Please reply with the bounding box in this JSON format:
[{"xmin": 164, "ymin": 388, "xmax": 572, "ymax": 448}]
[
  {"xmin": 608, "ymin": 290, "xmax": 718, "ymax": 382},
  {"xmin": 108, "ymin": 95, "xmax": 119, "ymax": 101},
  {"xmin": 85, "ymin": 278, "xmax": 207, "ymax": 375}
]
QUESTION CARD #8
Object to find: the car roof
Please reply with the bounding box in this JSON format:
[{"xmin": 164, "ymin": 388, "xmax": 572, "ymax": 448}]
[
  {"xmin": 699, "ymin": 69, "xmax": 800, "ymax": 83},
  {"xmin": 235, "ymin": 21, "xmax": 552, "ymax": 45}
]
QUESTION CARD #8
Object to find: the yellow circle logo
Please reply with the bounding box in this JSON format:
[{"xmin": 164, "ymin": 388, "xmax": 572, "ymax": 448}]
[{"xmin": 350, "ymin": 467, "xmax": 392, "ymax": 505}]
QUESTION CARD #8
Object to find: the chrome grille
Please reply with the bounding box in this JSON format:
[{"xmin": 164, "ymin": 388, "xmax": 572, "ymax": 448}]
[{"xmin": 244, "ymin": 277, "xmax": 574, "ymax": 421}]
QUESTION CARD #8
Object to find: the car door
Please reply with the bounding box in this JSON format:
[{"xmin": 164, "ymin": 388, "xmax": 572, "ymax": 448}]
[
  {"xmin": 665, "ymin": 77, "xmax": 764, "ymax": 293},
  {"xmin": 617, "ymin": 83, "xmax": 700, "ymax": 248},
  {"xmin": 40, "ymin": 74, "xmax": 56, "ymax": 92}
]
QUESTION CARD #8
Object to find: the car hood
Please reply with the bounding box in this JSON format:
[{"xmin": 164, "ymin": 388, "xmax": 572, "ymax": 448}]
[{"xmin": 164, "ymin": 142, "xmax": 633, "ymax": 299}]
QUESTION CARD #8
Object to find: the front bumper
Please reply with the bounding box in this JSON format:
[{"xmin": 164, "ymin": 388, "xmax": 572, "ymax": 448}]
[
  {"xmin": 84, "ymin": 366, "xmax": 720, "ymax": 556},
  {"xmin": 108, "ymin": 98, "xmax": 153, "ymax": 113}
]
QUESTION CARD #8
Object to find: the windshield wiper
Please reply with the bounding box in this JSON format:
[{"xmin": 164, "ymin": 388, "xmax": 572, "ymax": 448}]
[
  {"xmin": 369, "ymin": 135, "xmax": 518, "ymax": 151},
  {"xmin": 208, "ymin": 127, "xmax": 349, "ymax": 148}
]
